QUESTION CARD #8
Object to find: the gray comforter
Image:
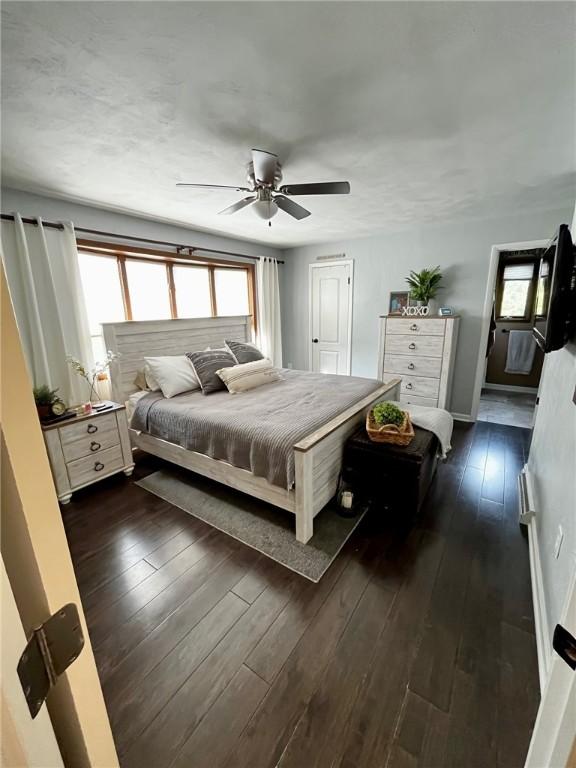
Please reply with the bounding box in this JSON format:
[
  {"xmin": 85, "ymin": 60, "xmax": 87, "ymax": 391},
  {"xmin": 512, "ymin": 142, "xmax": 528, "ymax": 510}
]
[{"xmin": 131, "ymin": 369, "xmax": 381, "ymax": 489}]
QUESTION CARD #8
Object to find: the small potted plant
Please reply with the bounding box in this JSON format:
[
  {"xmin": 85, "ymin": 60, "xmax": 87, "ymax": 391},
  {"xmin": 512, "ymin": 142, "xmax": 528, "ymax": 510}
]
[
  {"xmin": 405, "ymin": 266, "xmax": 443, "ymax": 311},
  {"xmin": 366, "ymin": 401, "xmax": 414, "ymax": 446},
  {"xmin": 33, "ymin": 385, "xmax": 64, "ymax": 421}
]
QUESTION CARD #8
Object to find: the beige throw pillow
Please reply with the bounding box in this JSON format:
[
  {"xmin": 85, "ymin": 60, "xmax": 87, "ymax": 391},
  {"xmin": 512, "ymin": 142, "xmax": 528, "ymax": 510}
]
[{"xmin": 216, "ymin": 358, "xmax": 281, "ymax": 394}]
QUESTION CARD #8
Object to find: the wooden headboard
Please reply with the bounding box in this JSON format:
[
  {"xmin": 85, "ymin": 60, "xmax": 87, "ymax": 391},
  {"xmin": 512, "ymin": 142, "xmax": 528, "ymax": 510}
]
[{"xmin": 102, "ymin": 315, "xmax": 252, "ymax": 403}]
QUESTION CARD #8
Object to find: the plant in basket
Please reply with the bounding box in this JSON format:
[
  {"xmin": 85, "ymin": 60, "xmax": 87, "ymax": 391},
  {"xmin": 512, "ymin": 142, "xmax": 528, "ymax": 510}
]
[
  {"xmin": 373, "ymin": 401, "xmax": 404, "ymax": 427},
  {"xmin": 366, "ymin": 401, "xmax": 414, "ymax": 446}
]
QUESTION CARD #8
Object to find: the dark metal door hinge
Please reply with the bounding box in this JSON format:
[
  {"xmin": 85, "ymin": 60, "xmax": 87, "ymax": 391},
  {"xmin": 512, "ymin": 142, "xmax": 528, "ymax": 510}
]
[
  {"xmin": 347, "ymin": 277, "xmax": 350, "ymax": 285},
  {"xmin": 17, "ymin": 603, "xmax": 85, "ymax": 718}
]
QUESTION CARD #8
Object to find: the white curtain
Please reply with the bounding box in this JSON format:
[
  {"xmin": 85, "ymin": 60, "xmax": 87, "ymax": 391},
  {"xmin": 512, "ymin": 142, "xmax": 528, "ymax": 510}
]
[
  {"xmin": 1, "ymin": 214, "xmax": 94, "ymax": 404},
  {"xmin": 257, "ymin": 256, "xmax": 283, "ymax": 367}
]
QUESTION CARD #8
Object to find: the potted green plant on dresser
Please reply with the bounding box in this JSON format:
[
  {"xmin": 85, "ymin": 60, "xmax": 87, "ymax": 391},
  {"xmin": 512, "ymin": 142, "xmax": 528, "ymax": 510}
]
[{"xmin": 405, "ymin": 266, "xmax": 443, "ymax": 314}]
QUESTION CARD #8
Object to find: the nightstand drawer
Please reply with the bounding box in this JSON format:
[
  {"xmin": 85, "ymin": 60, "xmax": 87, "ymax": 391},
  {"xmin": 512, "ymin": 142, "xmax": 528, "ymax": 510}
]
[
  {"xmin": 67, "ymin": 444, "xmax": 124, "ymax": 488},
  {"xmin": 62, "ymin": 428, "xmax": 120, "ymax": 463},
  {"xmin": 59, "ymin": 412, "xmax": 118, "ymax": 446}
]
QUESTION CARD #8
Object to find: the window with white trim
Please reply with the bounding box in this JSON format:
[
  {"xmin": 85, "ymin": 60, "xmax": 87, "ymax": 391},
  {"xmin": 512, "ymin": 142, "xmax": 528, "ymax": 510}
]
[{"xmin": 77, "ymin": 243, "xmax": 255, "ymax": 361}]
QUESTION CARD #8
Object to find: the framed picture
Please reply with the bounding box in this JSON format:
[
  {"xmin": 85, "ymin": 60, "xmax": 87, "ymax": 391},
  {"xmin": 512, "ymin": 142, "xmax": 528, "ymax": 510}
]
[{"xmin": 389, "ymin": 291, "xmax": 409, "ymax": 315}]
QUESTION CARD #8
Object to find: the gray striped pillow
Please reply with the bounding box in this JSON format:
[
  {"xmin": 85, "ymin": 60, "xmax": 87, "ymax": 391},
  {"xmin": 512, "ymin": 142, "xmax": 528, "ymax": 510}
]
[
  {"xmin": 225, "ymin": 340, "xmax": 264, "ymax": 364},
  {"xmin": 186, "ymin": 349, "xmax": 236, "ymax": 394},
  {"xmin": 216, "ymin": 358, "xmax": 281, "ymax": 393}
]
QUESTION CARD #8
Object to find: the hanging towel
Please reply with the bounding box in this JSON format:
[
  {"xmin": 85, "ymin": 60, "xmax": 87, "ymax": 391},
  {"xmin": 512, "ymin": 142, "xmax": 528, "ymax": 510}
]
[{"xmin": 505, "ymin": 330, "xmax": 536, "ymax": 375}]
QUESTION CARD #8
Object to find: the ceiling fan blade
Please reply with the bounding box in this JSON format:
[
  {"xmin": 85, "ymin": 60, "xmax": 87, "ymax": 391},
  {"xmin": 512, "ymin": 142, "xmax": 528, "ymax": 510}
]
[
  {"xmin": 274, "ymin": 195, "xmax": 311, "ymax": 220},
  {"xmin": 176, "ymin": 183, "xmax": 252, "ymax": 191},
  {"xmin": 252, "ymin": 149, "xmax": 278, "ymax": 185},
  {"xmin": 217, "ymin": 196, "xmax": 256, "ymax": 216},
  {"xmin": 278, "ymin": 181, "xmax": 350, "ymax": 196}
]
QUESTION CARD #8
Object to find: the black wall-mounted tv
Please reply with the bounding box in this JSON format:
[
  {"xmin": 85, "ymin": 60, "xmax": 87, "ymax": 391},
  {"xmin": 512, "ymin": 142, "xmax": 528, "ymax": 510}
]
[{"xmin": 533, "ymin": 224, "xmax": 576, "ymax": 353}]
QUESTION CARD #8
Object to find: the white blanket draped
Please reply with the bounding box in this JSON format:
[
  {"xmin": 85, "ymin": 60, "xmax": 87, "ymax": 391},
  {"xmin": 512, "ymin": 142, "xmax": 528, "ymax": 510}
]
[{"xmin": 391, "ymin": 401, "xmax": 454, "ymax": 458}]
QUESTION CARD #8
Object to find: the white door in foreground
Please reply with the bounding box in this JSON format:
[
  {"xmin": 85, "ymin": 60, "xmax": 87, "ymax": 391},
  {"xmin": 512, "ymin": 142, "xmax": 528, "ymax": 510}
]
[{"xmin": 309, "ymin": 260, "xmax": 353, "ymax": 375}]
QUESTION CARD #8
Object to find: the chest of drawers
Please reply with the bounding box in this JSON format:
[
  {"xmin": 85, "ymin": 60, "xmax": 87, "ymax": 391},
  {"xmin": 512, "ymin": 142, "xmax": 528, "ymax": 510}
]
[
  {"xmin": 42, "ymin": 403, "xmax": 135, "ymax": 504},
  {"xmin": 377, "ymin": 315, "xmax": 459, "ymax": 410}
]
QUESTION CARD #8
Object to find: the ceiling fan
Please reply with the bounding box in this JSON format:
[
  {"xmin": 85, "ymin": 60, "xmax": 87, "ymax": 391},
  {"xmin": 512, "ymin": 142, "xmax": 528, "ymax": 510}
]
[{"xmin": 176, "ymin": 148, "xmax": 350, "ymax": 224}]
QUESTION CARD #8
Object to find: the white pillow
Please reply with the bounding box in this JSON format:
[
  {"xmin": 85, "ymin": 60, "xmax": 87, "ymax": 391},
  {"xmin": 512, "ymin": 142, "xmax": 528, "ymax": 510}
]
[
  {"xmin": 216, "ymin": 358, "xmax": 281, "ymax": 394},
  {"xmin": 143, "ymin": 356, "xmax": 200, "ymax": 398}
]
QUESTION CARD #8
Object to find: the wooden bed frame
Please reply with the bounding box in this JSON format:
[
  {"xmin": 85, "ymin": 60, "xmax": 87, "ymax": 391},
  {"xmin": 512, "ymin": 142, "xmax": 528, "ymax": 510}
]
[{"xmin": 103, "ymin": 316, "xmax": 400, "ymax": 543}]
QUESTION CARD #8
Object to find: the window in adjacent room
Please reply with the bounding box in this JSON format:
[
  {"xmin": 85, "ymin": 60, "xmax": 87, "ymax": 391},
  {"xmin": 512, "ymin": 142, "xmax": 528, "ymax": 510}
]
[
  {"xmin": 77, "ymin": 242, "xmax": 255, "ymax": 361},
  {"xmin": 497, "ymin": 262, "xmax": 536, "ymax": 321}
]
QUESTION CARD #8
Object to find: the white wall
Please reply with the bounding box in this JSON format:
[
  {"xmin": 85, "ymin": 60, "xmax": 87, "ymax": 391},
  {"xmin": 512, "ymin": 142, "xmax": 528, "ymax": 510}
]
[
  {"xmin": 527, "ymin": 202, "xmax": 576, "ymax": 645},
  {"xmin": 1, "ymin": 187, "xmax": 282, "ymax": 261},
  {"xmin": 281, "ymin": 204, "xmax": 572, "ymax": 415}
]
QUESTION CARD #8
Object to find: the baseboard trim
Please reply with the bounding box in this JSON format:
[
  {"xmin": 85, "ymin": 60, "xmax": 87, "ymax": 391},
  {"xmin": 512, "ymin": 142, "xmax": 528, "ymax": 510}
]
[
  {"xmin": 523, "ymin": 466, "xmax": 551, "ymax": 693},
  {"xmin": 451, "ymin": 412, "xmax": 475, "ymax": 422},
  {"xmin": 483, "ymin": 383, "xmax": 539, "ymax": 394}
]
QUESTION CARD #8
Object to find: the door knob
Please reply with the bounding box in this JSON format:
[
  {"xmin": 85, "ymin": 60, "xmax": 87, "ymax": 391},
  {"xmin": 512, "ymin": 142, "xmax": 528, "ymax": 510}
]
[{"xmin": 312, "ymin": 338, "xmax": 319, "ymax": 343}]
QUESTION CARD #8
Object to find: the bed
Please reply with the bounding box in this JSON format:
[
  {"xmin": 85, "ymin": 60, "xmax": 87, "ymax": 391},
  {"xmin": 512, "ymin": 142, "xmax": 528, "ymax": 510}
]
[{"xmin": 103, "ymin": 316, "xmax": 400, "ymax": 543}]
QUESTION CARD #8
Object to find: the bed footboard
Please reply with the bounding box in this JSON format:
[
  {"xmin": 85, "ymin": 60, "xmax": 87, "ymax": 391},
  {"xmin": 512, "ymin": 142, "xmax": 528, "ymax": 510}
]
[{"xmin": 293, "ymin": 379, "xmax": 401, "ymax": 543}]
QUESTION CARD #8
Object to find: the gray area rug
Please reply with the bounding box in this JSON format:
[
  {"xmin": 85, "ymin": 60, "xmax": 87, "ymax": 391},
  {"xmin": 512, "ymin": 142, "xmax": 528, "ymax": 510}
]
[{"xmin": 136, "ymin": 468, "xmax": 366, "ymax": 582}]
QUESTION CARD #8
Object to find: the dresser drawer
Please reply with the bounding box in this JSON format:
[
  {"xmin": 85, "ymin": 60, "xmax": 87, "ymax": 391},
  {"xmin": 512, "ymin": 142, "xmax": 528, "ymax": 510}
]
[
  {"xmin": 385, "ymin": 334, "xmax": 444, "ymax": 357},
  {"xmin": 386, "ymin": 318, "xmax": 446, "ymax": 336},
  {"xmin": 384, "ymin": 354, "xmax": 442, "ymax": 379},
  {"xmin": 59, "ymin": 412, "xmax": 118, "ymax": 446},
  {"xmin": 67, "ymin": 444, "xmax": 124, "ymax": 489},
  {"xmin": 400, "ymin": 394, "xmax": 438, "ymax": 409},
  {"xmin": 62, "ymin": 427, "xmax": 120, "ymax": 463},
  {"xmin": 400, "ymin": 375, "xmax": 439, "ymax": 399}
]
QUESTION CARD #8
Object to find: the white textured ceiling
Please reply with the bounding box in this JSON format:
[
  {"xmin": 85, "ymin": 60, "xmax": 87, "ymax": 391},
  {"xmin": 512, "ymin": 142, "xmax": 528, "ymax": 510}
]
[{"xmin": 2, "ymin": 2, "xmax": 575, "ymax": 247}]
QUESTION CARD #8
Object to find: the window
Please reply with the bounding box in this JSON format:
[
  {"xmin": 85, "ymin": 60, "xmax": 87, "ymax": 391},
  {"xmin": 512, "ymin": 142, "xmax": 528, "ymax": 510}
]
[
  {"xmin": 497, "ymin": 262, "xmax": 536, "ymax": 321},
  {"xmin": 125, "ymin": 260, "xmax": 172, "ymax": 321},
  {"xmin": 214, "ymin": 268, "xmax": 250, "ymax": 315},
  {"xmin": 77, "ymin": 241, "xmax": 255, "ymax": 361},
  {"xmin": 77, "ymin": 253, "xmax": 125, "ymax": 360}
]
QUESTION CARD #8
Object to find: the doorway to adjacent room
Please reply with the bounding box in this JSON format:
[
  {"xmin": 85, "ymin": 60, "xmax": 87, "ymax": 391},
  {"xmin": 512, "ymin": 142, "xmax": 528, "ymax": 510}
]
[{"xmin": 472, "ymin": 240, "xmax": 548, "ymax": 428}]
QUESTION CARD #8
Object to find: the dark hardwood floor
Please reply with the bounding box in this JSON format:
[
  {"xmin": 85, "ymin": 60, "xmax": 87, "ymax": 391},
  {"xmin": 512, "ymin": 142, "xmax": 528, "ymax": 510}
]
[{"xmin": 62, "ymin": 420, "xmax": 540, "ymax": 768}]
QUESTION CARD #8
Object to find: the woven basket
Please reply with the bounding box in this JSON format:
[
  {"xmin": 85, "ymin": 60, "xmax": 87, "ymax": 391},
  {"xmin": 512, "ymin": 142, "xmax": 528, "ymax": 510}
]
[{"xmin": 366, "ymin": 409, "xmax": 415, "ymax": 446}]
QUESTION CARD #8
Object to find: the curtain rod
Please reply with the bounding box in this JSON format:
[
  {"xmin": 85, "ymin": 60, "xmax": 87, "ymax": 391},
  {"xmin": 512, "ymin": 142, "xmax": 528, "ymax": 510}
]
[{"xmin": 0, "ymin": 213, "xmax": 284, "ymax": 264}]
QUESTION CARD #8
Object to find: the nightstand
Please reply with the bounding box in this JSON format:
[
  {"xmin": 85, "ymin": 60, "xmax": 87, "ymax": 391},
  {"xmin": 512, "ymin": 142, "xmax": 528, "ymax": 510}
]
[{"xmin": 41, "ymin": 403, "xmax": 135, "ymax": 504}]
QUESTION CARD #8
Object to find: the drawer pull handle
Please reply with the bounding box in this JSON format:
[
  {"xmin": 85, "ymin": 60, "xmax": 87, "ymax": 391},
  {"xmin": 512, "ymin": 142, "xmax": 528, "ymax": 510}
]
[
  {"xmin": 410, "ymin": 324, "xmax": 418, "ymax": 331},
  {"xmin": 408, "ymin": 363, "xmax": 415, "ymax": 370},
  {"xmin": 409, "ymin": 343, "xmax": 416, "ymax": 350},
  {"xmin": 94, "ymin": 461, "xmax": 105, "ymax": 472},
  {"xmin": 87, "ymin": 424, "xmax": 98, "ymax": 434},
  {"xmin": 90, "ymin": 441, "xmax": 101, "ymax": 452},
  {"xmin": 406, "ymin": 382, "xmax": 414, "ymax": 390}
]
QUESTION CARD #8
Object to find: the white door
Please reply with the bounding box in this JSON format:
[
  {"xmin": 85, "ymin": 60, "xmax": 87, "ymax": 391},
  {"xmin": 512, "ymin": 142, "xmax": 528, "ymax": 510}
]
[
  {"xmin": 1, "ymin": 268, "xmax": 119, "ymax": 767},
  {"xmin": 309, "ymin": 261, "xmax": 353, "ymax": 375}
]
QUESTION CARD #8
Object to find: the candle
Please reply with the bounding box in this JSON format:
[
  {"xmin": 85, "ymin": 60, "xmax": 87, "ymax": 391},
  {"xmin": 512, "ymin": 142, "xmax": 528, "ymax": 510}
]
[{"xmin": 341, "ymin": 491, "xmax": 353, "ymax": 509}]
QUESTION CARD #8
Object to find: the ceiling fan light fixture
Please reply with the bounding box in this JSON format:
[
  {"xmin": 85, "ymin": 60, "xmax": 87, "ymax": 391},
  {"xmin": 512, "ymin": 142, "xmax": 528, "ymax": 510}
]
[{"xmin": 252, "ymin": 199, "xmax": 279, "ymax": 220}]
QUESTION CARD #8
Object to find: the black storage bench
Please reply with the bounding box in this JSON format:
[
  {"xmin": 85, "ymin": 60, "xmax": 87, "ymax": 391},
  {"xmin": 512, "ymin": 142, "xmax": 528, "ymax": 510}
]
[{"xmin": 342, "ymin": 423, "xmax": 440, "ymax": 518}]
